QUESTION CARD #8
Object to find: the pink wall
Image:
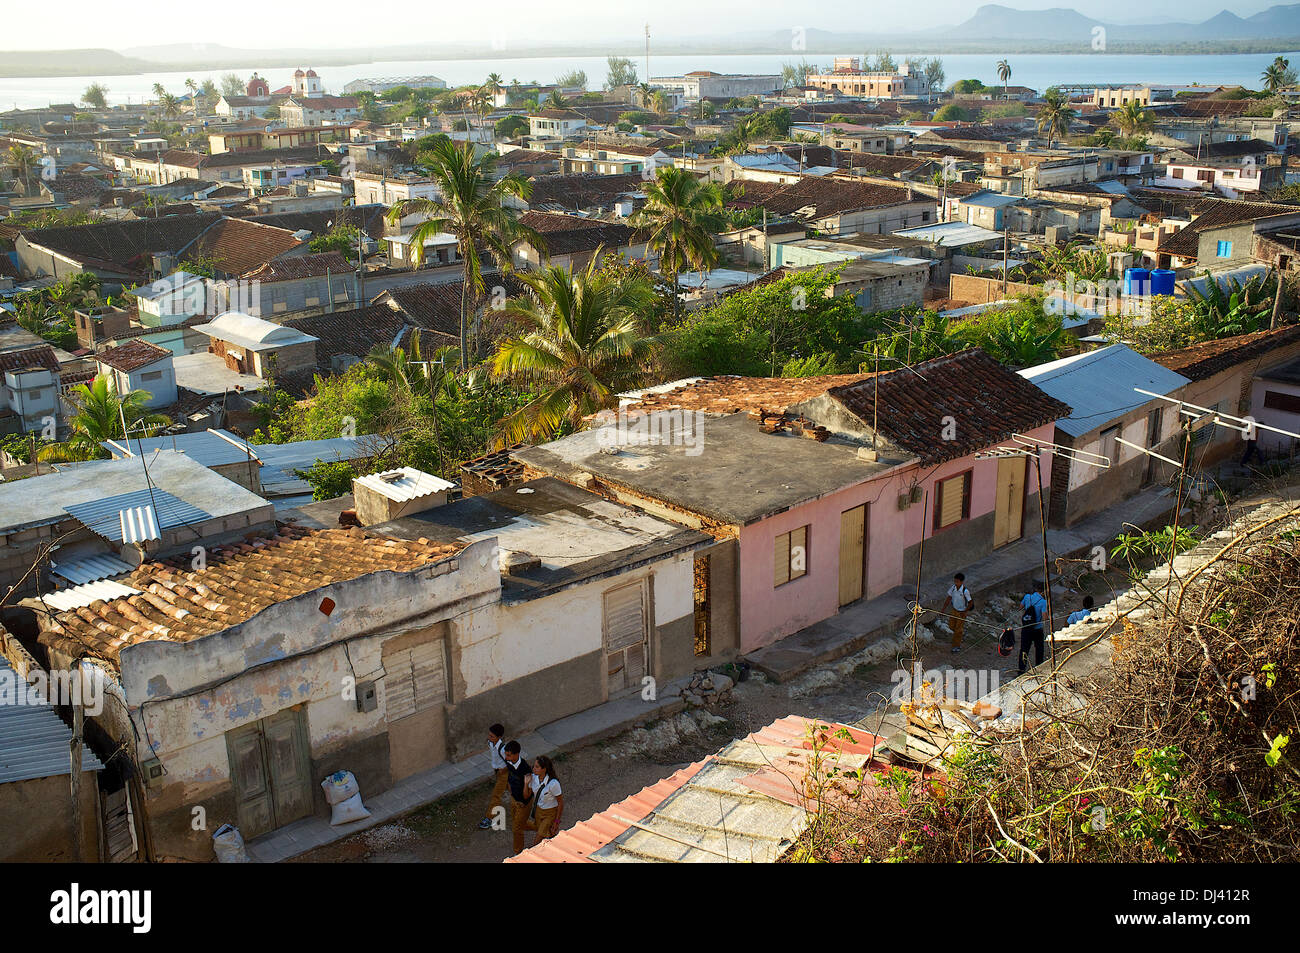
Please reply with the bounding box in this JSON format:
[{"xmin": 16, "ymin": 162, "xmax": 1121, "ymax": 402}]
[{"xmin": 736, "ymin": 423, "xmax": 1056, "ymax": 652}]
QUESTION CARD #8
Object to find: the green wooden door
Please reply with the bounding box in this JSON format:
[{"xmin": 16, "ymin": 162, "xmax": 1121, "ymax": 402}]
[{"xmin": 225, "ymin": 707, "xmax": 313, "ymax": 840}]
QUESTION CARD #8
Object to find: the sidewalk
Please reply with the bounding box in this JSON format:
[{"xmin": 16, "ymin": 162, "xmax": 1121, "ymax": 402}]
[
  {"xmin": 246, "ymin": 675, "xmax": 692, "ymax": 863},
  {"xmin": 747, "ymin": 484, "xmax": 1181, "ymax": 682}
]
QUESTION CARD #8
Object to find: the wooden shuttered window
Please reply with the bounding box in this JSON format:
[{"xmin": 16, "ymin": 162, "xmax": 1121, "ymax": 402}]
[
  {"xmin": 773, "ymin": 525, "xmax": 808, "ymax": 587},
  {"xmin": 384, "ymin": 639, "xmax": 447, "ymax": 723},
  {"xmin": 934, "ymin": 472, "xmax": 972, "ymax": 531},
  {"xmin": 604, "ymin": 581, "xmax": 649, "ymax": 695}
]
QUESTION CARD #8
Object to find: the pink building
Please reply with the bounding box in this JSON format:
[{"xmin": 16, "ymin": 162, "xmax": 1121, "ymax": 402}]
[{"xmin": 516, "ymin": 349, "xmax": 1070, "ymax": 654}]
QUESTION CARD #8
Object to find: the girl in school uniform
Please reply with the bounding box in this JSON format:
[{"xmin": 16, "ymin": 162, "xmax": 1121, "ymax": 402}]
[{"xmin": 526, "ymin": 756, "xmax": 564, "ymax": 845}]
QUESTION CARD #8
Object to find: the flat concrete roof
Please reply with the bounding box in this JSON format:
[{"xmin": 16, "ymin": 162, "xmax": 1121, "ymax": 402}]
[
  {"xmin": 172, "ymin": 351, "xmax": 267, "ymax": 397},
  {"xmin": 514, "ymin": 413, "xmax": 906, "ymax": 527},
  {"xmin": 290, "ymin": 477, "xmax": 712, "ymax": 600},
  {"xmin": 0, "ymin": 450, "xmax": 273, "ymax": 535}
]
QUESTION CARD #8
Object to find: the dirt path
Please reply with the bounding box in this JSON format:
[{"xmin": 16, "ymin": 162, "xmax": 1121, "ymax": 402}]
[{"xmin": 296, "ymin": 558, "xmax": 1135, "ymax": 864}]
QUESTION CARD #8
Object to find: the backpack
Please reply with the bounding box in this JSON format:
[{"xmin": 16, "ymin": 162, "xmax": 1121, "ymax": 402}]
[
  {"xmin": 1021, "ymin": 600, "xmax": 1041, "ymax": 629},
  {"xmin": 959, "ymin": 587, "xmax": 974, "ymax": 613}
]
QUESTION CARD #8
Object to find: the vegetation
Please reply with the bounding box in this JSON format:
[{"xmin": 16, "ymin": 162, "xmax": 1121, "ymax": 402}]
[
  {"xmin": 385, "ymin": 137, "xmax": 540, "ymax": 369},
  {"xmin": 605, "ymin": 56, "xmax": 637, "ymax": 89},
  {"xmin": 1105, "ymin": 272, "xmax": 1286, "ymax": 352},
  {"xmin": 996, "ymin": 59, "xmax": 1011, "ymax": 98},
  {"xmin": 1035, "ymin": 88, "xmax": 1077, "ymax": 148},
  {"xmin": 82, "ymin": 82, "xmax": 108, "ymax": 109},
  {"xmin": 629, "ymin": 166, "xmax": 726, "ymax": 322},
  {"xmin": 932, "ymin": 104, "xmax": 971, "ymax": 122},
  {"xmin": 308, "ymin": 223, "xmax": 362, "ymax": 262},
  {"xmin": 11, "ymin": 273, "xmax": 102, "ymax": 350},
  {"xmin": 38, "ymin": 376, "xmax": 171, "ymax": 462}
]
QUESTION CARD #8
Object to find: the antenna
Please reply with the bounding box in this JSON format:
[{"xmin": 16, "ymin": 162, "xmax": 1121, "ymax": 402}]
[{"xmin": 1135, "ymin": 387, "xmax": 1300, "ymax": 442}]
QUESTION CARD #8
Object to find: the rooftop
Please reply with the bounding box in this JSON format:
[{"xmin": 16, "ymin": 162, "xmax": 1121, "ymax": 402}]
[
  {"xmin": 193, "ymin": 311, "xmax": 320, "ymax": 352},
  {"xmin": 1152, "ymin": 324, "xmax": 1300, "ymax": 381},
  {"xmin": 0, "ymin": 655, "xmax": 105, "ymax": 784},
  {"xmin": 38, "ymin": 524, "xmax": 461, "ymax": 665},
  {"xmin": 95, "ymin": 338, "xmax": 170, "ymax": 373},
  {"xmin": 1018, "ymin": 344, "xmax": 1191, "ymax": 438}
]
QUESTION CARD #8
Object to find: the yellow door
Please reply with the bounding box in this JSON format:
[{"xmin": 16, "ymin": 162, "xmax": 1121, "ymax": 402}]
[
  {"xmin": 993, "ymin": 457, "xmax": 1026, "ymax": 548},
  {"xmin": 838, "ymin": 504, "xmax": 866, "ymax": 606}
]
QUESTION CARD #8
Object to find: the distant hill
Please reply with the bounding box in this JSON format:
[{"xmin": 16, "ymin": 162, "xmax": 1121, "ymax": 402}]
[
  {"xmin": 0, "ymin": 48, "xmax": 155, "ymax": 77},
  {"xmin": 940, "ymin": 3, "xmax": 1300, "ymax": 43}
]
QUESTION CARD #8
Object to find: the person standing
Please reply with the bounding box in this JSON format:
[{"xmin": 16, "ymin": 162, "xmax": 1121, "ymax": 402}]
[
  {"xmin": 478, "ymin": 723, "xmax": 508, "ymax": 830},
  {"xmin": 940, "ymin": 572, "xmax": 973, "ymax": 653},
  {"xmin": 525, "ymin": 755, "xmax": 564, "ymax": 846},
  {"xmin": 1018, "ymin": 580, "xmax": 1048, "ymax": 675},
  {"xmin": 1066, "ymin": 595, "xmax": 1095, "ymax": 626},
  {"xmin": 502, "ymin": 741, "xmax": 533, "ymax": 855}
]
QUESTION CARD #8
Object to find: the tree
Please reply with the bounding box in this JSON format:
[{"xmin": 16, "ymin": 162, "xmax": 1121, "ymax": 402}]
[
  {"xmin": 996, "ymin": 59, "xmax": 1012, "ymax": 99},
  {"xmin": 555, "ymin": 69, "xmax": 587, "ymax": 90},
  {"xmin": 159, "ymin": 93, "xmax": 183, "ymax": 120},
  {"xmin": 871, "ymin": 51, "xmax": 897, "ymax": 72},
  {"xmin": 38, "ymin": 375, "xmax": 170, "ymax": 462},
  {"xmin": 1112, "ymin": 100, "xmax": 1153, "ymax": 137},
  {"xmin": 308, "ymin": 223, "xmax": 362, "ymax": 262},
  {"xmin": 545, "ymin": 90, "xmax": 568, "ymax": 110},
  {"xmin": 782, "ymin": 59, "xmax": 817, "ymax": 89},
  {"xmin": 629, "ymin": 166, "xmax": 725, "ymax": 322},
  {"xmin": 1036, "ymin": 88, "xmax": 1077, "ymax": 148},
  {"xmin": 961, "ymin": 302, "xmax": 1069, "ymax": 368},
  {"xmin": 495, "ymin": 114, "xmax": 529, "ymax": 139},
  {"xmin": 6, "ymin": 144, "xmax": 38, "ymax": 195},
  {"xmin": 385, "ymin": 138, "xmax": 540, "ymax": 370},
  {"xmin": 650, "ymin": 90, "xmax": 671, "ymax": 117},
  {"xmin": 933, "ymin": 104, "xmax": 970, "ymax": 122},
  {"xmin": 483, "ymin": 72, "xmax": 505, "ymax": 102},
  {"xmin": 1261, "ymin": 56, "xmax": 1296, "ymax": 93},
  {"xmin": 200, "ymin": 78, "xmax": 218, "ymax": 109},
  {"xmin": 490, "ymin": 259, "xmax": 661, "ymax": 442},
  {"xmin": 220, "ymin": 74, "xmax": 244, "ymax": 98},
  {"xmin": 922, "ymin": 58, "xmax": 946, "ymax": 95},
  {"xmin": 82, "ymin": 82, "xmax": 108, "ymax": 109},
  {"xmin": 185, "ymin": 78, "xmax": 198, "ymax": 114},
  {"xmin": 867, "ymin": 311, "xmax": 967, "ymax": 364},
  {"xmin": 606, "ymin": 55, "xmax": 637, "ymax": 90}
]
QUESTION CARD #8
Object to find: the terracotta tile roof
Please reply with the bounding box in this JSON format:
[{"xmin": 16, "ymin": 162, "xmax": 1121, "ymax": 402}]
[
  {"xmin": 379, "ymin": 275, "xmax": 526, "ymax": 340},
  {"xmin": 17, "ymin": 213, "xmax": 223, "ymax": 277},
  {"xmin": 622, "ymin": 373, "xmax": 872, "ymax": 417},
  {"xmin": 517, "ymin": 211, "xmax": 639, "ymax": 255},
  {"xmin": 0, "ymin": 344, "xmax": 60, "ymax": 374},
  {"xmin": 277, "ymin": 304, "xmax": 412, "ymax": 397},
  {"xmin": 241, "ymin": 251, "xmax": 354, "ymax": 281},
  {"xmin": 1151, "ymin": 324, "xmax": 1300, "ymax": 381},
  {"xmin": 184, "ymin": 217, "xmax": 303, "ymax": 275},
  {"xmin": 1157, "ymin": 198, "xmax": 1300, "ymax": 259},
  {"xmin": 919, "ymin": 125, "xmax": 1018, "ymax": 142},
  {"xmin": 494, "ymin": 148, "xmax": 561, "ymax": 168},
  {"xmin": 824, "ymin": 348, "xmax": 1072, "ymax": 464},
  {"xmin": 37, "ymin": 525, "xmax": 461, "ymax": 665},
  {"xmin": 95, "ymin": 338, "xmax": 170, "ymax": 373},
  {"xmin": 525, "ymin": 172, "xmax": 643, "ymax": 212},
  {"xmin": 723, "ymin": 177, "xmax": 915, "ymax": 218}
]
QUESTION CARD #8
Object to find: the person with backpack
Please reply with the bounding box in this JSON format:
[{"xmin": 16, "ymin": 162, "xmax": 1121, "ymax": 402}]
[
  {"xmin": 940, "ymin": 572, "xmax": 973, "ymax": 653},
  {"xmin": 1067, "ymin": 595, "xmax": 1095, "ymax": 626},
  {"xmin": 525, "ymin": 755, "xmax": 564, "ymax": 846},
  {"xmin": 502, "ymin": 740, "xmax": 533, "ymax": 855},
  {"xmin": 1018, "ymin": 580, "xmax": 1049, "ymax": 674},
  {"xmin": 478, "ymin": 723, "xmax": 508, "ymax": 831}
]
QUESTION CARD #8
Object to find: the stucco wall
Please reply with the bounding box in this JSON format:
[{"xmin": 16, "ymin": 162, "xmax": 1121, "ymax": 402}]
[
  {"xmin": 1252, "ymin": 378, "xmax": 1300, "ymax": 452},
  {"xmin": 0, "ymin": 772, "xmax": 100, "ymax": 862}
]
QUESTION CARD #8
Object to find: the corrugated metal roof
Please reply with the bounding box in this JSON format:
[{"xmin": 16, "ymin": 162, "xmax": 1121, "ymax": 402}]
[
  {"xmin": 507, "ymin": 715, "xmax": 895, "ymax": 864},
  {"xmin": 354, "ymin": 467, "xmax": 453, "ymax": 502},
  {"xmin": 0, "ymin": 657, "xmax": 105, "ymax": 785},
  {"xmin": 102, "ymin": 429, "xmax": 261, "ymax": 469},
  {"xmin": 43, "ymin": 579, "xmax": 143, "ymax": 612},
  {"xmin": 49, "ymin": 552, "xmax": 134, "ymax": 586},
  {"xmin": 1020, "ymin": 343, "xmax": 1191, "ymax": 438},
  {"xmin": 64, "ymin": 489, "xmax": 211, "ymax": 543},
  {"xmin": 119, "ymin": 504, "xmax": 160, "ymax": 543}
]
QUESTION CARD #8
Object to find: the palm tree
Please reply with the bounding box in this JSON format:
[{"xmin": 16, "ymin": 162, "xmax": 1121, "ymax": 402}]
[
  {"xmin": 1112, "ymin": 100, "xmax": 1153, "ymax": 138},
  {"xmin": 483, "ymin": 73, "xmax": 504, "ymax": 104},
  {"xmin": 545, "ymin": 90, "xmax": 568, "ymax": 110},
  {"xmin": 966, "ymin": 310, "xmax": 1069, "ymax": 368},
  {"xmin": 7, "ymin": 144, "xmax": 38, "ymax": 195},
  {"xmin": 629, "ymin": 166, "xmax": 726, "ymax": 322},
  {"xmin": 185, "ymin": 78, "xmax": 198, "ymax": 114},
  {"xmin": 1262, "ymin": 56, "xmax": 1293, "ymax": 94},
  {"xmin": 490, "ymin": 258, "xmax": 662, "ymax": 442},
  {"xmin": 159, "ymin": 93, "xmax": 183, "ymax": 120},
  {"xmin": 367, "ymin": 331, "xmax": 461, "ymax": 472},
  {"xmin": 996, "ymin": 59, "xmax": 1012, "ymax": 99},
  {"xmin": 38, "ymin": 375, "xmax": 170, "ymax": 462},
  {"xmin": 867, "ymin": 312, "xmax": 967, "ymax": 364},
  {"xmin": 635, "ymin": 83, "xmax": 652, "ymax": 108},
  {"xmin": 1036, "ymin": 88, "xmax": 1077, "ymax": 149},
  {"xmin": 650, "ymin": 90, "xmax": 670, "ymax": 117},
  {"xmin": 384, "ymin": 137, "xmax": 541, "ymax": 370}
]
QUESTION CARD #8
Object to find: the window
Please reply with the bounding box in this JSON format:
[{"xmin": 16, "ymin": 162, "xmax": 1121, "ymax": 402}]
[
  {"xmin": 1263, "ymin": 389, "xmax": 1300, "ymax": 415},
  {"xmin": 141, "ymin": 371, "xmax": 163, "ymax": 382},
  {"xmin": 773, "ymin": 525, "xmax": 808, "ymax": 587},
  {"xmin": 1216, "ymin": 240, "xmax": 1234, "ymax": 258},
  {"xmin": 933, "ymin": 472, "xmax": 972, "ymax": 531},
  {"xmin": 1098, "ymin": 425, "xmax": 1121, "ymax": 465}
]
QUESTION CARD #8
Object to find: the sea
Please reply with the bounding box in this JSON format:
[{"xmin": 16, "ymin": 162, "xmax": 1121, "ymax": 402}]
[{"xmin": 3, "ymin": 51, "xmax": 1300, "ymax": 111}]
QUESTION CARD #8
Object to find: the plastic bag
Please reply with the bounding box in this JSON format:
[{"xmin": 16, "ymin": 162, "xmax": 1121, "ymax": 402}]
[
  {"xmin": 212, "ymin": 823, "xmax": 250, "ymax": 863},
  {"xmin": 321, "ymin": 770, "xmax": 359, "ymax": 805},
  {"xmin": 329, "ymin": 791, "xmax": 372, "ymax": 826}
]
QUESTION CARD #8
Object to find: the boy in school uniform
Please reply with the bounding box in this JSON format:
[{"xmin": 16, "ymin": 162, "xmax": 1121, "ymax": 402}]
[
  {"xmin": 526, "ymin": 755, "xmax": 564, "ymax": 845},
  {"xmin": 1067, "ymin": 595, "xmax": 1095, "ymax": 626},
  {"xmin": 502, "ymin": 741, "xmax": 533, "ymax": 855},
  {"xmin": 478, "ymin": 723, "xmax": 508, "ymax": 830},
  {"xmin": 941, "ymin": 572, "xmax": 973, "ymax": 653},
  {"xmin": 1018, "ymin": 580, "xmax": 1049, "ymax": 674}
]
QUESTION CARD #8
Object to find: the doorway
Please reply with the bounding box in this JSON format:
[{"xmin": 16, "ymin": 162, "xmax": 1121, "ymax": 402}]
[
  {"xmin": 225, "ymin": 706, "xmax": 314, "ymax": 840},
  {"xmin": 993, "ymin": 456, "xmax": 1027, "ymax": 548},
  {"xmin": 838, "ymin": 504, "xmax": 867, "ymax": 606}
]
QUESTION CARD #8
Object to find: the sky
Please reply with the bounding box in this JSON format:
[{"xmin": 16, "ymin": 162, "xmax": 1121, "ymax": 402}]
[{"xmin": 0, "ymin": 0, "xmax": 1289, "ymax": 52}]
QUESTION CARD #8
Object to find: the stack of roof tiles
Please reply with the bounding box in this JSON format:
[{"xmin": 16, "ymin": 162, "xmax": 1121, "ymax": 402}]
[
  {"xmin": 38, "ymin": 525, "xmax": 461, "ymax": 664},
  {"xmin": 459, "ymin": 444, "xmax": 528, "ymax": 495},
  {"xmin": 621, "ymin": 373, "xmax": 872, "ymax": 417}
]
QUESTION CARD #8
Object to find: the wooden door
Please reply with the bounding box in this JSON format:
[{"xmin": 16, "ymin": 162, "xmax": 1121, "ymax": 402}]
[
  {"xmin": 603, "ymin": 581, "xmax": 648, "ymax": 697},
  {"xmin": 225, "ymin": 707, "xmax": 313, "ymax": 840},
  {"xmin": 838, "ymin": 504, "xmax": 867, "ymax": 606},
  {"xmin": 993, "ymin": 456, "xmax": 1027, "ymax": 548}
]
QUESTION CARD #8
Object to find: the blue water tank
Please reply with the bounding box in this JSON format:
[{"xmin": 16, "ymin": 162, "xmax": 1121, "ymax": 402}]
[
  {"xmin": 1124, "ymin": 267, "xmax": 1150, "ymax": 297},
  {"xmin": 1150, "ymin": 269, "xmax": 1176, "ymax": 296}
]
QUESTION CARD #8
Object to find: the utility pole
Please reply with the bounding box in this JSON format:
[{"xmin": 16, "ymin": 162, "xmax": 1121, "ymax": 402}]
[
  {"xmin": 1003, "ymin": 218, "xmax": 1010, "ymax": 296},
  {"xmin": 645, "ymin": 24, "xmax": 651, "ymax": 93},
  {"xmin": 357, "ymin": 222, "xmax": 365, "ymax": 303}
]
